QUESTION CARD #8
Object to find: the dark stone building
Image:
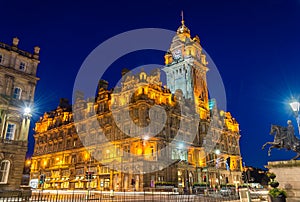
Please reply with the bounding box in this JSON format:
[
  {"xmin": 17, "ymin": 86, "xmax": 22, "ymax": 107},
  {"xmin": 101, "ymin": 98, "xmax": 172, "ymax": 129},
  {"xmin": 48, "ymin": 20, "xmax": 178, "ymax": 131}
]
[{"xmin": 0, "ymin": 38, "xmax": 40, "ymax": 190}]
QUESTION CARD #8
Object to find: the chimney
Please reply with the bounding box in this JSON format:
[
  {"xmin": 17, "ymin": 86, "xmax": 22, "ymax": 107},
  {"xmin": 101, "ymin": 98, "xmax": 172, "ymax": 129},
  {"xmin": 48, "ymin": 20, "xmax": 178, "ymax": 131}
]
[
  {"xmin": 34, "ymin": 46, "xmax": 40, "ymax": 54},
  {"xmin": 98, "ymin": 79, "xmax": 109, "ymax": 90},
  {"xmin": 121, "ymin": 68, "xmax": 130, "ymax": 77},
  {"xmin": 33, "ymin": 46, "xmax": 40, "ymax": 60},
  {"xmin": 58, "ymin": 98, "xmax": 70, "ymax": 108}
]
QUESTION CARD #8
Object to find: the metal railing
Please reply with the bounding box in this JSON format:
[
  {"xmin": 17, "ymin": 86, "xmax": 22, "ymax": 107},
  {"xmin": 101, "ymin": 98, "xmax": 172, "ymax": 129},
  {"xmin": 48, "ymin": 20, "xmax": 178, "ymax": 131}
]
[{"xmin": 0, "ymin": 190, "xmax": 245, "ymax": 202}]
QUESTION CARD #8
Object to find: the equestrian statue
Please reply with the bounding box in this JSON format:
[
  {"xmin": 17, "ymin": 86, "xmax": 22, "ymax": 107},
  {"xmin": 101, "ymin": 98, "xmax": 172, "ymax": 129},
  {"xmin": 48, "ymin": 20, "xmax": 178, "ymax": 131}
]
[{"xmin": 262, "ymin": 120, "xmax": 300, "ymax": 160}]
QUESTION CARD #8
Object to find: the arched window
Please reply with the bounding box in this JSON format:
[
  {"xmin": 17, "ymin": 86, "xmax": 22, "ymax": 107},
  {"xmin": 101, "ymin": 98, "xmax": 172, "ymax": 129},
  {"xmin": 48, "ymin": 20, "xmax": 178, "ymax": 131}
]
[
  {"xmin": 0, "ymin": 160, "xmax": 10, "ymax": 184},
  {"xmin": 13, "ymin": 87, "xmax": 22, "ymax": 99}
]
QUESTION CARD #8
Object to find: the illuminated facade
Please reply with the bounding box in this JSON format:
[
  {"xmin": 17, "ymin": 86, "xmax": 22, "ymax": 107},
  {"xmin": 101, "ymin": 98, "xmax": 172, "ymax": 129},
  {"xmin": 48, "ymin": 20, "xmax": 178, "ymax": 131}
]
[
  {"xmin": 30, "ymin": 20, "xmax": 242, "ymax": 191},
  {"xmin": 0, "ymin": 38, "xmax": 40, "ymax": 190}
]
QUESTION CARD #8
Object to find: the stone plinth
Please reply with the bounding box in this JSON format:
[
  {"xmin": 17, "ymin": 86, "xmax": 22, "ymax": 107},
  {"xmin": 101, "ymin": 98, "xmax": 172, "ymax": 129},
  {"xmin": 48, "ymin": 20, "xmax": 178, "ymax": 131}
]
[{"xmin": 267, "ymin": 160, "xmax": 300, "ymax": 202}]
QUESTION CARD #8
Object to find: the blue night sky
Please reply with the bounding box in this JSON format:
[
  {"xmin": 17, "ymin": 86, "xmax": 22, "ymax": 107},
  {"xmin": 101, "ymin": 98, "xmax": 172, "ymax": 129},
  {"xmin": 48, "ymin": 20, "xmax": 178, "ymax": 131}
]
[{"xmin": 1, "ymin": 0, "xmax": 300, "ymax": 168}]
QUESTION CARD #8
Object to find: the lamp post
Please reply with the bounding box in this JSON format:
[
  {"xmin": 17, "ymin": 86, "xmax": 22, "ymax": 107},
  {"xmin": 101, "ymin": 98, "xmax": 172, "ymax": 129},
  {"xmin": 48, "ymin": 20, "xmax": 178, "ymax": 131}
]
[
  {"xmin": 289, "ymin": 100, "xmax": 300, "ymax": 135},
  {"xmin": 215, "ymin": 149, "xmax": 221, "ymax": 190}
]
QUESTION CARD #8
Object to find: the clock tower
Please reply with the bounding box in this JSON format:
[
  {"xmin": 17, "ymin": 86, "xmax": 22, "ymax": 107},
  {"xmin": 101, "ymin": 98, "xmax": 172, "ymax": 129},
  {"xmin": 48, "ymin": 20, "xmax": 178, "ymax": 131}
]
[{"xmin": 163, "ymin": 17, "xmax": 209, "ymax": 119}]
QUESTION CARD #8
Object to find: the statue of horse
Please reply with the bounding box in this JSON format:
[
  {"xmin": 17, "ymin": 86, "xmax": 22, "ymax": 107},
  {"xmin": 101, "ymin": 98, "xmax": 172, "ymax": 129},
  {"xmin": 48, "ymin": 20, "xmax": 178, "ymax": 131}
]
[
  {"xmin": 262, "ymin": 124, "xmax": 300, "ymax": 160},
  {"xmin": 262, "ymin": 125, "xmax": 287, "ymax": 156}
]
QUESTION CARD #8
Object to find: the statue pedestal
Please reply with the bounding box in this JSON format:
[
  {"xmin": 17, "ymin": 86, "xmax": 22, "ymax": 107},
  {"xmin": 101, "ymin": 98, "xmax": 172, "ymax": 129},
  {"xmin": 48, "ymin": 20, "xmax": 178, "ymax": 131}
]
[{"xmin": 267, "ymin": 160, "xmax": 300, "ymax": 202}]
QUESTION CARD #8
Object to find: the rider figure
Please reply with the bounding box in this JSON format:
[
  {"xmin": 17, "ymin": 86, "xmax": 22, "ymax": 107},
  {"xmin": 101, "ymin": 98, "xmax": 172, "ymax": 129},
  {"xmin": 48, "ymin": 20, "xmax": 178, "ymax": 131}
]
[{"xmin": 287, "ymin": 120, "xmax": 295, "ymax": 150}]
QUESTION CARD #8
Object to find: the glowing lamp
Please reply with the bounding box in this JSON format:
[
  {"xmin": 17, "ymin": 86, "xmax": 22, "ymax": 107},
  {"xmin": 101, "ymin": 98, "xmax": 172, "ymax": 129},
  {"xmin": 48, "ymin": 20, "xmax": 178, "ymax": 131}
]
[
  {"xmin": 290, "ymin": 101, "xmax": 300, "ymax": 112},
  {"xmin": 289, "ymin": 100, "xmax": 300, "ymax": 135},
  {"xmin": 215, "ymin": 149, "xmax": 220, "ymax": 155},
  {"xmin": 24, "ymin": 107, "xmax": 31, "ymax": 115},
  {"xmin": 26, "ymin": 159, "xmax": 31, "ymax": 166},
  {"xmin": 137, "ymin": 148, "xmax": 143, "ymax": 155}
]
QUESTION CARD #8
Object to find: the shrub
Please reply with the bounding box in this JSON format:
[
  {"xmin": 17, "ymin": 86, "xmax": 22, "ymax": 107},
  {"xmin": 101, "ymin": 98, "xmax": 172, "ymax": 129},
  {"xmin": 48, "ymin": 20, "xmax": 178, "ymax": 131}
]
[
  {"xmin": 193, "ymin": 182, "xmax": 208, "ymax": 187},
  {"xmin": 269, "ymin": 181, "xmax": 279, "ymax": 188},
  {"xmin": 267, "ymin": 173, "xmax": 276, "ymax": 180},
  {"xmin": 268, "ymin": 172, "xmax": 286, "ymax": 199},
  {"xmin": 269, "ymin": 188, "xmax": 287, "ymax": 198}
]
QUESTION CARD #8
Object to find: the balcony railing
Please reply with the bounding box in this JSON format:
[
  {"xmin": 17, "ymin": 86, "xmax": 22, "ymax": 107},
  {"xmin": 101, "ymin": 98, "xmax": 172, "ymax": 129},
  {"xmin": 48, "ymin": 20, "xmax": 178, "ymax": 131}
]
[
  {"xmin": 0, "ymin": 42, "xmax": 33, "ymax": 58},
  {"xmin": 0, "ymin": 138, "xmax": 27, "ymax": 147}
]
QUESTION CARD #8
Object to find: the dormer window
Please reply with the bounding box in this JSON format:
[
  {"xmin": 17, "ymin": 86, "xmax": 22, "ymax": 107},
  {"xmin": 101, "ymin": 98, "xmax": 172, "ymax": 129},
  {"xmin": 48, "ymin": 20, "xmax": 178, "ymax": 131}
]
[
  {"xmin": 13, "ymin": 87, "xmax": 22, "ymax": 99},
  {"xmin": 19, "ymin": 62, "xmax": 26, "ymax": 71}
]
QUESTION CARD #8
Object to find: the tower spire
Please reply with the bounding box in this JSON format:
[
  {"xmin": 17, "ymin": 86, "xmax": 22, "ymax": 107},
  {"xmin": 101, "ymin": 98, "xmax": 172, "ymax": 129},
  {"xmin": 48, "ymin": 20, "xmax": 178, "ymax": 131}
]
[{"xmin": 177, "ymin": 10, "xmax": 190, "ymax": 35}]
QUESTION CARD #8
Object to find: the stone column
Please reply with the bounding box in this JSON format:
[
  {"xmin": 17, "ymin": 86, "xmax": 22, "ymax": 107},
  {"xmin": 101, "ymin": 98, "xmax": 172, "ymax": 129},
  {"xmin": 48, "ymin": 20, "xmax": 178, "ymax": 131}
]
[
  {"xmin": 19, "ymin": 117, "xmax": 30, "ymax": 141},
  {"xmin": 0, "ymin": 113, "xmax": 7, "ymax": 139},
  {"xmin": 109, "ymin": 169, "xmax": 113, "ymax": 190}
]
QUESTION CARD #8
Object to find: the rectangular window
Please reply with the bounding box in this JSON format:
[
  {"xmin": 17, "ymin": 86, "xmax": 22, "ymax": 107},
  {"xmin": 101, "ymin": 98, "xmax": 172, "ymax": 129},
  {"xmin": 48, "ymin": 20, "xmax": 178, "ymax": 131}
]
[
  {"xmin": 0, "ymin": 160, "xmax": 10, "ymax": 184},
  {"xmin": 0, "ymin": 54, "xmax": 2, "ymax": 64},
  {"xmin": 66, "ymin": 139, "xmax": 71, "ymax": 148},
  {"xmin": 5, "ymin": 123, "xmax": 16, "ymax": 140},
  {"xmin": 71, "ymin": 155, "xmax": 76, "ymax": 164},
  {"xmin": 19, "ymin": 62, "xmax": 26, "ymax": 71},
  {"xmin": 13, "ymin": 87, "xmax": 22, "ymax": 99},
  {"xmin": 73, "ymin": 138, "xmax": 77, "ymax": 147},
  {"xmin": 58, "ymin": 141, "xmax": 62, "ymax": 150}
]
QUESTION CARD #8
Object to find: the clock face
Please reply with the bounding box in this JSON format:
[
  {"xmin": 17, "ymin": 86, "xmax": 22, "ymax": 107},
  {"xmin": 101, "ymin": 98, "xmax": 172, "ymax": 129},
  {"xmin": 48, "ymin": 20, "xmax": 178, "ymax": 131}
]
[{"xmin": 173, "ymin": 49, "xmax": 181, "ymax": 60}]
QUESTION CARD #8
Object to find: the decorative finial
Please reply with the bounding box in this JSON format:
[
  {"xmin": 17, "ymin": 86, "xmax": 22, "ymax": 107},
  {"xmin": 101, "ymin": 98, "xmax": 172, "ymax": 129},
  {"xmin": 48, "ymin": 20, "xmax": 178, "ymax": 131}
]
[
  {"xmin": 177, "ymin": 10, "xmax": 190, "ymax": 35},
  {"xmin": 34, "ymin": 46, "xmax": 40, "ymax": 55},
  {"xmin": 12, "ymin": 37, "xmax": 19, "ymax": 47}
]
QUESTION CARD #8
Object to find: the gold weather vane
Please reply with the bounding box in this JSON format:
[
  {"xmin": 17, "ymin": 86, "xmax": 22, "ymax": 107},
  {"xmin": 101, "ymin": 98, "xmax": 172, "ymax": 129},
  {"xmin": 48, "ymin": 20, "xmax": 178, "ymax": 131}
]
[{"xmin": 181, "ymin": 10, "xmax": 185, "ymax": 25}]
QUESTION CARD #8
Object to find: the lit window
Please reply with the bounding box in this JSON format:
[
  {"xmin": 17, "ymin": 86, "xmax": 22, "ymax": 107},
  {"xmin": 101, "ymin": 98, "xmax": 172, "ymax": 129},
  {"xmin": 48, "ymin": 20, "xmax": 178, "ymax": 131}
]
[
  {"xmin": 13, "ymin": 87, "xmax": 22, "ymax": 99},
  {"xmin": 19, "ymin": 62, "xmax": 26, "ymax": 71},
  {"xmin": 73, "ymin": 138, "xmax": 77, "ymax": 147},
  {"xmin": 0, "ymin": 160, "xmax": 10, "ymax": 184},
  {"xmin": 5, "ymin": 123, "xmax": 16, "ymax": 140}
]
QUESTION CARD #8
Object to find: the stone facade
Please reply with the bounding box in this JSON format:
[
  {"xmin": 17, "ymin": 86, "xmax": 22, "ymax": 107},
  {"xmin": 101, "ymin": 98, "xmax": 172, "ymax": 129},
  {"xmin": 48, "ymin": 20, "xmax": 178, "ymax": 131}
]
[
  {"xmin": 0, "ymin": 38, "xmax": 40, "ymax": 190},
  {"xmin": 267, "ymin": 160, "xmax": 300, "ymax": 202},
  {"xmin": 30, "ymin": 20, "xmax": 242, "ymax": 191}
]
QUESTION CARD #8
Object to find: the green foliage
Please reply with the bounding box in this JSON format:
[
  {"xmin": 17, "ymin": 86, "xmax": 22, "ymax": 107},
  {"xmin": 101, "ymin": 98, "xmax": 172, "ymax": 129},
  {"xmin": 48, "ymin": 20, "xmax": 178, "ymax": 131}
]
[
  {"xmin": 221, "ymin": 184, "xmax": 236, "ymax": 188},
  {"xmin": 267, "ymin": 172, "xmax": 276, "ymax": 180},
  {"xmin": 269, "ymin": 188, "xmax": 287, "ymax": 198},
  {"xmin": 269, "ymin": 181, "xmax": 279, "ymax": 188},
  {"xmin": 268, "ymin": 172, "xmax": 287, "ymax": 199}
]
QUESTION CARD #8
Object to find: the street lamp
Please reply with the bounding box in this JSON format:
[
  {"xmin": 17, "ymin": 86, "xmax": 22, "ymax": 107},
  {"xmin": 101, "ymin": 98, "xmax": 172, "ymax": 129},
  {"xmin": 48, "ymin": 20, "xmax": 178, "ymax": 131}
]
[
  {"xmin": 289, "ymin": 100, "xmax": 300, "ymax": 135},
  {"xmin": 26, "ymin": 159, "xmax": 31, "ymax": 167},
  {"xmin": 214, "ymin": 149, "xmax": 221, "ymax": 189},
  {"xmin": 24, "ymin": 107, "xmax": 31, "ymax": 114},
  {"xmin": 23, "ymin": 106, "xmax": 32, "ymax": 119}
]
